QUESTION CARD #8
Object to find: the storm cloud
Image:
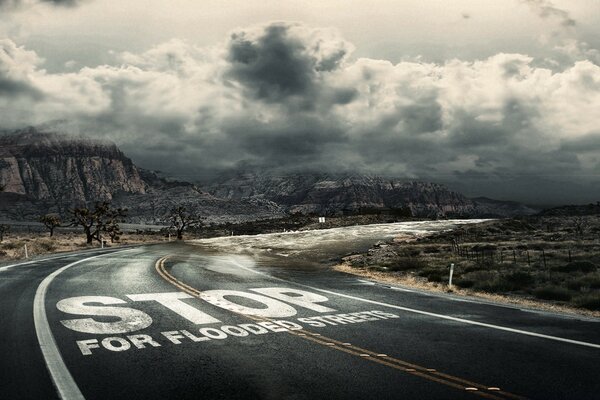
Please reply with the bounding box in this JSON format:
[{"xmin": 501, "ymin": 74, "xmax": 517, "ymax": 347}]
[
  {"xmin": 521, "ymin": 0, "xmax": 576, "ymax": 27},
  {"xmin": 0, "ymin": 22, "xmax": 599, "ymax": 204},
  {"xmin": 0, "ymin": 0, "xmax": 84, "ymax": 8}
]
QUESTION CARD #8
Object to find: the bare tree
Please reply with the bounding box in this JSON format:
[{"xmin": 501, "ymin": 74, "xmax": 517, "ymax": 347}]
[
  {"xmin": 44, "ymin": 174, "xmax": 78, "ymax": 218},
  {"xmin": 70, "ymin": 202, "xmax": 127, "ymax": 244},
  {"xmin": 40, "ymin": 214, "xmax": 61, "ymax": 237},
  {"xmin": 168, "ymin": 206, "xmax": 203, "ymax": 240}
]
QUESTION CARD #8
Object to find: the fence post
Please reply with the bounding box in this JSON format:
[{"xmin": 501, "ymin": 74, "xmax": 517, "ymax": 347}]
[
  {"xmin": 542, "ymin": 249, "xmax": 547, "ymax": 268},
  {"xmin": 448, "ymin": 263, "xmax": 454, "ymax": 288},
  {"xmin": 24, "ymin": 244, "xmax": 28, "ymax": 259}
]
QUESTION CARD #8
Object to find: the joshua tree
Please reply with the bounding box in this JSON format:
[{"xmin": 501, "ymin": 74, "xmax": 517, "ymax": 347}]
[
  {"xmin": 70, "ymin": 202, "xmax": 127, "ymax": 244},
  {"xmin": 40, "ymin": 214, "xmax": 61, "ymax": 237},
  {"xmin": 103, "ymin": 208, "xmax": 126, "ymax": 243},
  {"xmin": 168, "ymin": 206, "xmax": 203, "ymax": 240}
]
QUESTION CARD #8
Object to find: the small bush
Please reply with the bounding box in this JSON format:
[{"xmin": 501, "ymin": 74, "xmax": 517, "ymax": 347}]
[
  {"xmin": 473, "ymin": 278, "xmax": 510, "ymax": 292},
  {"xmin": 504, "ymin": 271, "xmax": 534, "ymax": 289},
  {"xmin": 556, "ymin": 261, "xmax": 597, "ymax": 273},
  {"xmin": 418, "ymin": 268, "xmax": 445, "ymax": 283},
  {"xmin": 573, "ymin": 293, "xmax": 600, "ymax": 311},
  {"xmin": 464, "ymin": 265, "xmax": 485, "ymax": 273},
  {"xmin": 566, "ymin": 275, "xmax": 600, "ymax": 291},
  {"xmin": 533, "ymin": 286, "xmax": 572, "ymax": 301},
  {"xmin": 35, "ymin": 240, "xmax": 57, "ymax": 252},
  {"xmin": 454, "ymin": 278, "xmax": 475, "ymax": 288},
  {"xmin": 1, "ymin": 242, "xmax": 19, "ymax": 250},
  {"xmin": 386, "ymin": 257, "xmax": 428, "ymax": 271}
]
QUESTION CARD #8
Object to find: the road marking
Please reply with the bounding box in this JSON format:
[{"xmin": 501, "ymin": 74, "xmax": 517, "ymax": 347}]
[
  {"xmin": 0, "ymin": 254, "xmax": 75, "ymax": 273},
  {"xmin": 0, "ymin": 245, "xmax": 143, "ymax": 273},
  {"xmin": 34, "ymin": 249, "xmax": 132, "ymax": 400},
  {"xmin": 156, "ymin": 256, "xmax": 520, "ymax": 400},
  {"xmin": 227, "ymin": 258, "xmax": 600, "ymax": 350}
]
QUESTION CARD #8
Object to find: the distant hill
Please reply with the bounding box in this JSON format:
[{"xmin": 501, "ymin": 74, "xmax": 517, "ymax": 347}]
[
  {"xmin": 538, "ymin": 203, "xmax": 600, "ymax": 217},
  {"xmin": 0, "ymin": 127, "xmax": 284, "ymax": 223},
  {"xmin": 207, "ymin": 172, "xmax": 538, "ymax": 218},
  {"xmin": 0, "ymin": 127, "xmax": 537, "ymax": 222}
]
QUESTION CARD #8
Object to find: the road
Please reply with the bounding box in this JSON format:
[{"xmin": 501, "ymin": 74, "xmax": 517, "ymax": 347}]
[{"xmin": 1, "ymin": 223, "xmax": 599, "ymax": 399}]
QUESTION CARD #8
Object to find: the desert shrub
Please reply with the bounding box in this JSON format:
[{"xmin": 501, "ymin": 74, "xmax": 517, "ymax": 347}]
[
  {"xmin": 463, "ymin": 264, "xmax": 485, "ymax": 273},
  {"xmin": 460, "ymin": 271, "xmax": 508, "ymax": 292},
  {"xmin": 418, "ymin": 267, "xmax": 445, "ymax": 282},
  {"xmin": 556, "ymin": 261, "xmax": 597, "ymax": 273},
  {"xmin": 454, "ymin": 278, "xmax": 475, "ymax": 288},
  {"xmin": 1, "ymin": 241, "xmax": 19, "ymax": 250},
  {"xmin": 35, "ymin": 240, "xmax": 57, "ymax": 252},
  {"xmin": 504, "ymin": 271, "xmax": 535, "ymax": 289},
  {"xmin": 573, "ymin": 293, "xmax": 600, "ymax": 310},
  {"xmin": 423, "ymin": 246, "xmax": 441, "ymax": 254},
  {"xmin": 473, "ymin": 278, "xmax": 510, "ymax": 292},
  {"xmin": 533, "ymin": 286, "xmax": 572, "ymax": 301},
  {"xmin": 386, "ymin": 257, "xmax": 428, "ymax": 271},
  {"xmin": 566, "ymin": 274, "xmax": 600, "ymax": 291}
]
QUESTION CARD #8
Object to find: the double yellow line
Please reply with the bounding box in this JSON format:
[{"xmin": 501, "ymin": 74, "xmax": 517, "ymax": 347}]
[{"xmin": 155, "ymin": 256, "xmax": 527, "ymax": 400}]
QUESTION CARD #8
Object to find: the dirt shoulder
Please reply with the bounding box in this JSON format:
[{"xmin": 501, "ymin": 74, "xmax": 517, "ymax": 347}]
[{"xmin": 335, "ymin": 216, "xmax": 600, "ymax": 318}]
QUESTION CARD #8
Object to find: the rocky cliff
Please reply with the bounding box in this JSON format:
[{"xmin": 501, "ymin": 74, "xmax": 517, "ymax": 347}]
[
  {"xmin": 207, "ymin": 173, "xmax": 538, "ymax": 218},
  {"xmin": 0, "ymin": 128, "xmax": 285, "ymax": 222},
  {"xmin": 0, "ymin": 128, "xmax": 536, "ymax": 222},
  {"xmin": 0, "ymin": 127, "xmax": 146, "ymax": 204}
]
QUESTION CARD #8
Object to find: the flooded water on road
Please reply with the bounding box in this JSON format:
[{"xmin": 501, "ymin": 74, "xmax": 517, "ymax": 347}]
[{"xmin": 190, "ymin": 219, "xmax": 488, "ymax": 271}]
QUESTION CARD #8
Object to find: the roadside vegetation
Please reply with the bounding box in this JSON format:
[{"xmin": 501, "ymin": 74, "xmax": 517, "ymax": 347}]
[
  {"xmin": 340, "ymin": 216, "xmax": 600, "ymax": 314},
  {"xmin": 0, "ymin": 209, "xmax": 414, "ymax": 262}
]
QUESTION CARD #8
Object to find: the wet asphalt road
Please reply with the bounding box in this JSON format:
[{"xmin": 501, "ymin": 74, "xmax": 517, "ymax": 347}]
[{"xmin": 1, "ymin": 242, "xmax": 599, "ymax": 400}]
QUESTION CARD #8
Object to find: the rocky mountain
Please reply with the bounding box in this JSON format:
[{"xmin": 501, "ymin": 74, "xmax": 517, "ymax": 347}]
[
  {"xmin": 538, "ymin": 202, "xmax": 600, "ymax": 217},
  {"xmin": 0, "ymin": 127, "xmax": 537, "ymax": 223},
  {"xmin": 0, "ymin": 128, "xmax": 285, "ymax": 223},
  {"xmin": 0, "ymin": 127, "xmax": 146, "ymax": 204},
  {"xmin": 207, "ymin": 173, "xmax": 538, "ymax": 218}
]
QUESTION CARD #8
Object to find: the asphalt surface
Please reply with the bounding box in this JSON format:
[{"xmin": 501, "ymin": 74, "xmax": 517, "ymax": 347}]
[{"xmin": 1, "ymin": 242, "xmax": 599, "ymax": 400}]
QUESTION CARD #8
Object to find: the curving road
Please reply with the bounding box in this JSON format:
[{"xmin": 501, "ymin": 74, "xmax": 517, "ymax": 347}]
[{"xmin": 1, "ymin": 234, "xmax": 599, "ymax": 400}]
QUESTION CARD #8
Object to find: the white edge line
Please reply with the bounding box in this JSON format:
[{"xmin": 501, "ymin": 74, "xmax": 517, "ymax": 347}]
[
  {"xmin": 0, "ymin": 255, "xmax": 77, "ymax": 273},
  {"xmin": 227, "ymin": 258, "xmax": 600, "ymax": 350},
  {"xmin": 33, "ymin": 249, "xmax": 132, "ymax": 400},
  {"xmin": 0, "ymin": 244, "xmax": 146, "ymax": 273}
]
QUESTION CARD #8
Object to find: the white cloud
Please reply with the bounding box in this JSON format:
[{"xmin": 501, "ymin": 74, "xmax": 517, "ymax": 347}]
[{"xmin": 1, "ymin": 21, "xmax": 599, "ymax": 202}]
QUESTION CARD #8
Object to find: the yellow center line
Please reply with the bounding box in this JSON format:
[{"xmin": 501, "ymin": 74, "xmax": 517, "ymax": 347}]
[{"xmin": 154, "ymin": 256, "xmax": 527, "ymax": 400}]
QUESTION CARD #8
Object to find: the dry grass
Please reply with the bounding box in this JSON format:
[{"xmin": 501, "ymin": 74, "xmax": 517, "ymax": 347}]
[
  {"xmin": 340, "ymin": 216, "xmax": 600, "ymax": 314},
  {"xmin": 0, "ymin": 231, "xmax": 165, "ymax": 261},
  {"xmin": 333, "ymin": 263, "xmax": 600, "ymax": 318}
]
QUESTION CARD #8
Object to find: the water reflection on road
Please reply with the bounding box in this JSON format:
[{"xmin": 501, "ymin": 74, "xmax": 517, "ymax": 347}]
[{"xmin": 191, "ymin": 219, "xmax": 488, "ymax": 270}]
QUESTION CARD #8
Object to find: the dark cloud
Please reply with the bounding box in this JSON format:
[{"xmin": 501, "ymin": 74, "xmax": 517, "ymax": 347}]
[
  {"xmin": 227, "ymin": 25, "xmax": 318, "ymax": 101},
  {"xmin": 522, "ymin": 0, "xmax": 576, "ymax": 27},
  {"xmin": 0, "ymin": 76, "xmax": 43, "ymax": 98},
  {"xmin": 225, "ymin": 23, "xmax": 350, "ymax": 105},
  {"xmin": 1, "ymin": 22, "xmax": 600, "ymax": 204},
  {"xmin": 0, "ymin": 0, "xmax": 84, "ymax": 9}
]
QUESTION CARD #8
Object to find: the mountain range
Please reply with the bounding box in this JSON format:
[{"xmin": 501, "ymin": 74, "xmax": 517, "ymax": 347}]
[{"xmin": 0, "ymin": 127, "xmax": 538, "ymax": 223}]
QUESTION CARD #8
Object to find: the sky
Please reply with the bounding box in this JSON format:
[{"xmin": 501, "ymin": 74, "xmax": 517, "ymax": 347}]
[{"xmin": 1, "ymin": 0, "xmax": 599, "ymax": 205}]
